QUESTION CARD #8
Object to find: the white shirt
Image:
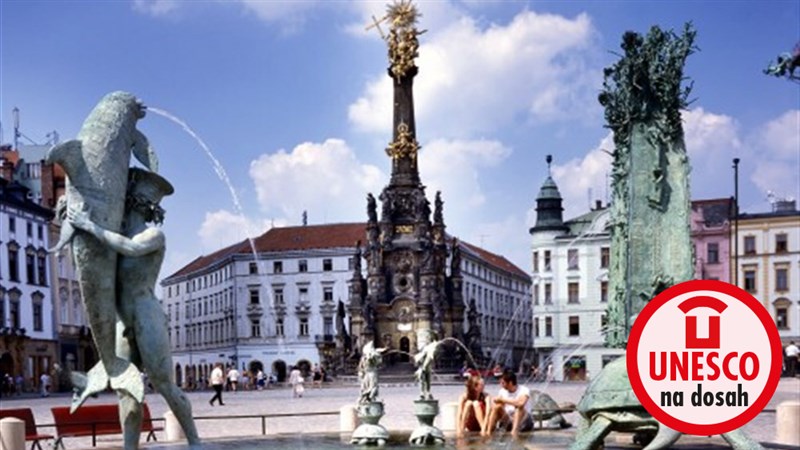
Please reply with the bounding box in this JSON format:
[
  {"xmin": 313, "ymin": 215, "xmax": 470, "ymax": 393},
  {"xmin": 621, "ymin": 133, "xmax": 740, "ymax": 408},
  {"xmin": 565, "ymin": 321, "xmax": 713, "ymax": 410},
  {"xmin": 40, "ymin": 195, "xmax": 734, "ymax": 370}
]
[
  {"xmin": 210, "ymin": 367, "xmax": 224, "ymax": 386},
  {"xmin": 498, "ymin": 385, "xmax": 530, "ymax": 416},
  {"xmin": 288, "ymin": 369, "xmax": 302, "ymax": 385},
  {"xmin": 786, "ymin": 344, "xmax": 800, "ymax": 358},
  {"xmin": 228, "ymin": 369, "xmax": 240, "ymax": 382}
]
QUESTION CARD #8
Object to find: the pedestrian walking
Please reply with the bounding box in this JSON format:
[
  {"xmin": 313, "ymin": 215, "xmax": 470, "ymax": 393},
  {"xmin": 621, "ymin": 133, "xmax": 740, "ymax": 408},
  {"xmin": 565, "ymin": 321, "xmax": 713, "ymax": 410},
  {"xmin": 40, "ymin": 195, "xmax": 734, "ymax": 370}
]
[
  {"xmin": 785, "ymin": 341, "xmax": 799, "ymax": 377},
  {"xmin": 209, "ymin": 364, "xmax": 225, "ymax": 406},
  {"xmin": 227, "ymin": 367, "xmax": 240, "ymax": 392},
  {"xmin": 288, "ymin": 366, "xmax": 304, "ymax": 398}
]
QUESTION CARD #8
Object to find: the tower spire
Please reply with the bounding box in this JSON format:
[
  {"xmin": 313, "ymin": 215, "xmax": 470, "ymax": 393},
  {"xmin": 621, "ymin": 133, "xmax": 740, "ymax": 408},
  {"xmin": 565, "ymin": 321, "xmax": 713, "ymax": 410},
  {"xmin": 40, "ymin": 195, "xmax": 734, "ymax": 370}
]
[{"xmin": 379, "ymin": 1, "xmax": 426, "ymax": 186}]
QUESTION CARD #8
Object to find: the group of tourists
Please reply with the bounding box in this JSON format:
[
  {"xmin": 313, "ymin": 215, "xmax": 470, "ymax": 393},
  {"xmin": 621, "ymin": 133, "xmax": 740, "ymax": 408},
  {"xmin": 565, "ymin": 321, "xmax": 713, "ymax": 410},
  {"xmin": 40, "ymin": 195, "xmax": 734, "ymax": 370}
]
[{"xmin": 206, "ymin": 363, "xmax": 329, "ymax": 405}]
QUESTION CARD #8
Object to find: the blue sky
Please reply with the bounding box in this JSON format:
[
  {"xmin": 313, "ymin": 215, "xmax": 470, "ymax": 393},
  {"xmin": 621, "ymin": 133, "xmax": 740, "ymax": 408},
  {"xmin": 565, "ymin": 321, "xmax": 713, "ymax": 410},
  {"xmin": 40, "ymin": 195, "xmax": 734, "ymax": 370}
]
[{"xmin": 1, "ymin": 0, "xmax": 798, "ymax": 280}]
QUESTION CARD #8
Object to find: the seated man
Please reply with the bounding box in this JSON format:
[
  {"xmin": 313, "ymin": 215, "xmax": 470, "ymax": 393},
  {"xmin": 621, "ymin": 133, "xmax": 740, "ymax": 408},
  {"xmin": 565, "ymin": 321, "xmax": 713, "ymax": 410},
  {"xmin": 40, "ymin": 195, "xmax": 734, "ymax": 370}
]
[{"xmin": 482, "ymin": 370, "xmax": 533, "ymax": 437}]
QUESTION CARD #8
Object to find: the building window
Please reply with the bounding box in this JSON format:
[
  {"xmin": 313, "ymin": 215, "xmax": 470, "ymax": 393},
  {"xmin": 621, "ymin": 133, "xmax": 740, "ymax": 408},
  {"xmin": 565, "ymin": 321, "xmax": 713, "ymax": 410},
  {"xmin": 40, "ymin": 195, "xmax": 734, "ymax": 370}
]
[
  {"xmin": 601, "ymin": 313, "xmax": 608, "ymax": 330},
  {"xmin": 299, "ymin": 287, "xmax": 309, "ymax": 303},
  {"xmin": 775, "ymin": 233, "xmax": 788, "ymax": 253},
  {"xmin": 544, "ymin": 283, "xmax": 552, "ymax": 305},
  {"xmin": 37, "ymin": 255, "xmax": 47, "ymax": 286},
  {"xmin": 299, "ymin": 317, "xmax": 309, "ymax": 336},
  {"xmin": 532, "ymin": 251, "xmax": 539, "ymax": 273},
  {"xmin": 9, "ymin": 217, "xmax": 15, "ymax": 233},
  {"xmin": 249, "ymin": 262, "xmax": 258, "ymax": 274},
  {"xmin": 533, "ymin": 286, "xmax": 539, "ymax": 305},
  {"xmin": 569, "ymin": 316, "xmax": 580, "ymax": 336},
  {"xmin": 33, "ymin": 302, "xmax": 43, "ymax": 331},
  {"xmin": 544, "ymin": 251, "xmax": 551, "ymax": 271},
  {"xmin": 298, "ymin": 260, "xmax": 308, "ymax": 273},
  {"xmin": 274, "ymin": 288, "xmax": 284, "ymax": 304},
  {"xmin": 775, "ymin": 267, "xmax": 789, "ymax": 291},
  {"xmin": 534, "ymin": 318, "xmax": 540, "ymax": 337},
  {"xmin": 707, "ymin": 243, "xmax": 719, "ymax": 264},
  {"xmin": 544, "ymin": 316, "xmax": 552, "ymax": 337},
  {"xmin": 743, "ymin": 269, "xmax": 756, "ymax": 292},
  {"xmin": 568, "ymin": 282, "xmax": 579, "ymax": 304},
  {"xmin": 600, "ymin": 247, "xmax": 610, "ymax": 269},
  {"xmin": 9, "ymin": 299, "xmax": 20, "ymax": 328},
  {"xmin": 743, "ymin": 236, "xmax": 756, "ymax": 255},
  {"xmin": 276, "ymin": 318, "xmax": 284, "ymax": 336},
  {"xmin": 251, "ymin": 319, "xmax": 261, "ymax": 337},
  {"xmin": 26, "ymin": 222, "xmax": 32, "ymax": 237},
  {"xmin": 775, "ymin": 299, "xmax": 790, "ymax": 329},
  {"xmin": 567, "ymin": 249, "xmax": 579, "ymax": 270},
  {"xmin": 249, "ymin": 288, "xmax": 260, "ymax": 304},
  {"xmin": 37, "ymin": 225, "xmax": 43, "ymax": 241},
  {"xmin": 600, "ymin": 281, "xmax": 608, "ymax": 302},
  {"xmin": 323, "ymin": 259, "xmax": 333, "ymax": 271},
  {"xmin": 349, "ymin": 257, "xmax": 355, "ymax": 271},
  {"xmin": 323, "ymin": 316, "xmax": 333, "ymax": 336},
  {"xmin": 26, "ymin": 252, "xmax": 35, "ymax": 284},
  {"xmin": 273, "ymin": 261, "xmax": 283, "ymax": 274},
  {"xmin": 323, "ymin": 287, "xmax": 333, "ymax": 302}
]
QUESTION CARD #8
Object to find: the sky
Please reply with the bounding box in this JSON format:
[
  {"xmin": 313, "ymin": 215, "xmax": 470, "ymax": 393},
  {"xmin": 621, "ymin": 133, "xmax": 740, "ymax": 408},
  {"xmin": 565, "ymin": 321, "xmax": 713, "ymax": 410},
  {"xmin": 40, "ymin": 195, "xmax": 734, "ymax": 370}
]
[{"xmin": 1, "ymin": 0, "xmax": 798, "ymax": 283}]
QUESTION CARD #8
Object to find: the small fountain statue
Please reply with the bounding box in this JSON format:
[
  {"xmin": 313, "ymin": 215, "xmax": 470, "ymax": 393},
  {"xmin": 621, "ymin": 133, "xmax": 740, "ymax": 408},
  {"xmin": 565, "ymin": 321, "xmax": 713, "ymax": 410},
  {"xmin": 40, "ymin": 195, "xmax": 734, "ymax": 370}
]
[
  {"xmin": 351, "ymin": 341, "xmax": 389, "ymax": 445},
  {"xmin": 409, "ymin": 338, "xmax": 445, "ymax": 446}
]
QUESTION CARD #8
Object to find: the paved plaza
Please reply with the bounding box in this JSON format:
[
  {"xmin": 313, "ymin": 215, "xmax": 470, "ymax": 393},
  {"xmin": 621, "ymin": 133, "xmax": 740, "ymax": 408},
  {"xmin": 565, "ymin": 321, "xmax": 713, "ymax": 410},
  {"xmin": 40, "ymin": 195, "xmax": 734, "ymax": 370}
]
[{"xmin": 1, "ymin": 376, "xmax": 798, "ymax": 449}]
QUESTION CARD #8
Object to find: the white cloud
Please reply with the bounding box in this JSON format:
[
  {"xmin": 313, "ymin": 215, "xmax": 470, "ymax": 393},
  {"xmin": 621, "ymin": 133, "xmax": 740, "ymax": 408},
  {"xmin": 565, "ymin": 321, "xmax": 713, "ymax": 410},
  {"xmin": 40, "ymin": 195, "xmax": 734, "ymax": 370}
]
[
  {"xmin": 132, "ymin": 0, "xmax": 180, "ymax": 16},
  {"xmin": 551, "ymin": 133, "xmax": 613, "ymax": 219},
  {"xmin": 239, "ymin": 0, "xmax": 320, "ymax": 33},
  {"xmin": 551, "ymin": 107, "xmax": 746, "ymax": 219},
  {"xmin": 349, "ymin": 10, "xmax": 598, "ymax": 137},
  {"xmin": 417, "ymin": 138, "xmax": 511, "ymax": 236},
  {"xmin": 749, "ymin": 110, "xmax": 800, "ymax": 200},
  {"xmin": 248, "ymin": 138, "xmax": 386, "ymax": 224},
  {"xmin": 197, "ymin": 210, "xmax": 269, "ymax": 253},
  {"xmin": 466, "ymin": 214, "xmax": 530, "ymax": 273}
]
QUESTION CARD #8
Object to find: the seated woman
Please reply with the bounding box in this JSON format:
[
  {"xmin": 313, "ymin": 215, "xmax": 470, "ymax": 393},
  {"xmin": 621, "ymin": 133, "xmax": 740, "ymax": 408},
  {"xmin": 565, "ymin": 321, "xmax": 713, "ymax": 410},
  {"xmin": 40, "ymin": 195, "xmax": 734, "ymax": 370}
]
[{"xmin": 456, "ymin": 371, "xmax": 491, "ymax": 436}]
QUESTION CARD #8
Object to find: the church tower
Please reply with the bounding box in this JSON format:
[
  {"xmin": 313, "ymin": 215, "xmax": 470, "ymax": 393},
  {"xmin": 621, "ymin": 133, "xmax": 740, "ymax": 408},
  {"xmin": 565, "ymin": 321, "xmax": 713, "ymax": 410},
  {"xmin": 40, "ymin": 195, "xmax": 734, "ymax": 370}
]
[{"xmin": 348, "ymin": 1, "xmax": 464, "ymax": 358}]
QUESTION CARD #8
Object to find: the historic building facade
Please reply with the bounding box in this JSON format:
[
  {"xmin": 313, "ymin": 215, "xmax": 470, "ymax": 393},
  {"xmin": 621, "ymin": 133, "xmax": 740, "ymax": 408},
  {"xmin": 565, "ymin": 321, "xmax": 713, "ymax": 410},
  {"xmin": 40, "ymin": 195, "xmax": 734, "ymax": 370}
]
[
  {"xmin": 0, "ymin": 177, "xmax": 56, "ymax": 390},
  {"xmin": 161, "ymin": 223, "xmax": 530, "ymax": 385},
  {"xmin": 0, "ymin": 143, "xmax": 92, "ymax": 388},
  {"xmin": 530, "ymin": 162, "xmax": 623, "ymax": 382},
  {"xmin": 691, "ymin": 198, "xmax": 733, "ymax": 282},
  {"xmin": 733, "ymin": 199, "xmax": 800, "ymax": 343}
]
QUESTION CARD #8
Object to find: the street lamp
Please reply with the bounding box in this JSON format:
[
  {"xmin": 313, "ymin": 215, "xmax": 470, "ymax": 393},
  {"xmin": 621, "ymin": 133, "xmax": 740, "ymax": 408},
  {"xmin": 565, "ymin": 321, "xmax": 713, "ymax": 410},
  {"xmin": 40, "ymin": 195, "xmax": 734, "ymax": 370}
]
[{"xmin": 732, "ymin": 158, "xmax": 740, "ymax": 286}]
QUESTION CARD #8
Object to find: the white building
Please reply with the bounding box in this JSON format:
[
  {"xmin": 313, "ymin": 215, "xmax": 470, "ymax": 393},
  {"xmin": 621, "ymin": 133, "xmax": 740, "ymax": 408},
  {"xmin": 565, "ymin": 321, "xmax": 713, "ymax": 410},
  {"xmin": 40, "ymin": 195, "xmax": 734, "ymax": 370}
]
[
  {"xmin": 734, "ymin": 199, "xmax": 800, "ymax": 343},
  {"xmin": 530, "ymin": 172, "xmax": 624, "ymax": 382},
  {"xmin": 162, "ymin": 222, "xmax": 531, "ymax": 385},
  {"xmin": 0, "ymin": 178, "xmax": 57, "ymax": 387}
]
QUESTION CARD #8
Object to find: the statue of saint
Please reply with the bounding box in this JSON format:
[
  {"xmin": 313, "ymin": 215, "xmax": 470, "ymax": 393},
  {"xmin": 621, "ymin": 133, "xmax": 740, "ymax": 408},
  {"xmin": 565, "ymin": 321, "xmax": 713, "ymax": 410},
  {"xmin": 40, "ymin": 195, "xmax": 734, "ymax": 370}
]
[
  {"xmin": 450, "ymin": 238, "xmax": 462, "ymax": 276},
  {"xmin": 367, "ymin": 193, "xmax": 378, "ymax": 223}
]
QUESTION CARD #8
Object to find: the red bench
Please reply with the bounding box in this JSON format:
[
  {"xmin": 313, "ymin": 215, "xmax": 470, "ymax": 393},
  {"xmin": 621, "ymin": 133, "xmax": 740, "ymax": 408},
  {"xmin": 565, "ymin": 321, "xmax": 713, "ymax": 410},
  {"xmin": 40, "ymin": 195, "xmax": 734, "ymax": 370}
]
[
  {"xmin": 51, "ymin": 403, "xmax": 162, "ymax": 449},
  {"xmin": 0, "ymin": 408, "xmax": 54, "ymax": 450}
]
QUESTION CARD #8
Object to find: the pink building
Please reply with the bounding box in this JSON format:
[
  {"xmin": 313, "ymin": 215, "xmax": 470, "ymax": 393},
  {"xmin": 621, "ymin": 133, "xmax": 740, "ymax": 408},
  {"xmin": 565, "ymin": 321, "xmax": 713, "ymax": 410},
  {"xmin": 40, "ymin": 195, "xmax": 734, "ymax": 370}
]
[{"xmin": 690, "ymin": 198, "xmax": 734, "ymax": 282}]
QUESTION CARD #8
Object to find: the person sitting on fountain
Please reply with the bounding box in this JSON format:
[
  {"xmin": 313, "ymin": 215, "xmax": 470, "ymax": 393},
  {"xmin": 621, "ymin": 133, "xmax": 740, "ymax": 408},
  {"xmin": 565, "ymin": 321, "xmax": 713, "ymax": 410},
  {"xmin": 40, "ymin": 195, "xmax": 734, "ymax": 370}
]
[
  {"xmin": 482, "ymin": 369, "xmax": 533, "ymax": 437},
  {"xmin": 456, "ymin": 370, "xmax": 491, "ymax": 437}
]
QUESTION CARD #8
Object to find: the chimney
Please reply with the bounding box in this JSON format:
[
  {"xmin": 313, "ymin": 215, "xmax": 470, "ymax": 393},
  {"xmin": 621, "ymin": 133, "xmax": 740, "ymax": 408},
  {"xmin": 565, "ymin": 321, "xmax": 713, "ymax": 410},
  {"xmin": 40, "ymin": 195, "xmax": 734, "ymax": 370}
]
[
  {"xmin": 774, "ymin": 199, "xmax": 797, "ymax": 213},
  {"xmin": 595, "ymin": 200, "xmax": 603, "ymax": 210}
]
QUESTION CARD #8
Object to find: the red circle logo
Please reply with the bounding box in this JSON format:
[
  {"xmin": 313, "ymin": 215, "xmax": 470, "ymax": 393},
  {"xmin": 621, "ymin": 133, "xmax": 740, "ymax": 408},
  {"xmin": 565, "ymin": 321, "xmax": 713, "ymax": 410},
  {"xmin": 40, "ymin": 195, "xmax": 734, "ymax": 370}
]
[{"xmin": 627, "ymin": 280, "xmax": 783, "ymax": 435}]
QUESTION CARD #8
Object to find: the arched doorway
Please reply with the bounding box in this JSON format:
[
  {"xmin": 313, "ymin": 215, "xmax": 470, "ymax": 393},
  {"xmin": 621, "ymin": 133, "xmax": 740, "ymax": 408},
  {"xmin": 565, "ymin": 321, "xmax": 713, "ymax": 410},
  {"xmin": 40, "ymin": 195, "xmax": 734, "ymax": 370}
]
[
  {"xmin": 296, "ymin": 359, "xmax": 311, "ymax": 376},
  {"xmin": 272, "ymin": 360, "xmax": 287, "ymax": 382},
  {"xmin": 249, "ymin": 360, "xmax": 264, "ymax": 375},
  {"xmin": 399, "ymin": 337, "xmax": 410, "ymax": 363},
  {"xmin": 0, "ymin": 352, "xmax": 13, "ymax": 378},
  {"xmin": 175, "ymin": 364, "xmax": 182, "ymax": 387}
]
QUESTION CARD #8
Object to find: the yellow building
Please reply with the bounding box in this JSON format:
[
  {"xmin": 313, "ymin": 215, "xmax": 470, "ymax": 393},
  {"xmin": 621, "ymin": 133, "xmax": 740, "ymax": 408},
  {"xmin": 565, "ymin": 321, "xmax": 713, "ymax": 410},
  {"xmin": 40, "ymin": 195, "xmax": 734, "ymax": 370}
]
[{"xmin": 733, "ymin": 200, "xmax": 800, "ymax": 343}]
